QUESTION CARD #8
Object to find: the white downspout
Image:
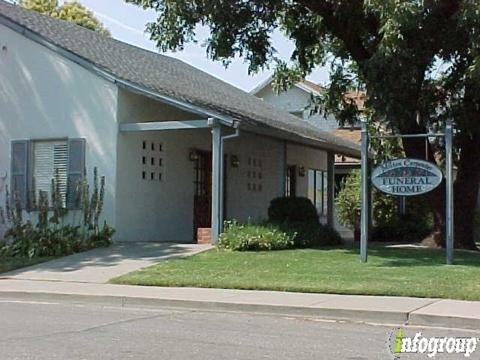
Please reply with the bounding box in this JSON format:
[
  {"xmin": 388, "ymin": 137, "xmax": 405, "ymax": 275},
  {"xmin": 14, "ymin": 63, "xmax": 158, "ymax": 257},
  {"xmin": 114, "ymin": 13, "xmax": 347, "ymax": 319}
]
[{"xmin": 219, "ymin": 128, "xmax": 241, "ymax": 233}]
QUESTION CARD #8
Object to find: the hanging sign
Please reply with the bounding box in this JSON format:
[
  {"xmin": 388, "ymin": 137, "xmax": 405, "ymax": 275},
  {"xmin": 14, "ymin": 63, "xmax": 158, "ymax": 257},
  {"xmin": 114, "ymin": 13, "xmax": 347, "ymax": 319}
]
[{"xmin": 371, "ymin": 158, "xmax": 443, "ymax": 196}]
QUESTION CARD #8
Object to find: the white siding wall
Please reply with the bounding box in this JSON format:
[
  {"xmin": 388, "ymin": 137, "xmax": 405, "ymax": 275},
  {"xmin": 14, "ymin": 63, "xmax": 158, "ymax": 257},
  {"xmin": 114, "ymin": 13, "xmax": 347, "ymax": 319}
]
[
  {"xmin": 256, "ymin": 85, "xmax": 310, "ymax": 115},
  {"xmin": 0, "ymin": 25, "xmax": 118, "ymax": 237},
  {"xmin": 256, "ymin": 84, "xmax": 340, "ymax": 130},
  {"xmin": 224, "ymin": 133, "xmax": 285, "ymax": 223}
]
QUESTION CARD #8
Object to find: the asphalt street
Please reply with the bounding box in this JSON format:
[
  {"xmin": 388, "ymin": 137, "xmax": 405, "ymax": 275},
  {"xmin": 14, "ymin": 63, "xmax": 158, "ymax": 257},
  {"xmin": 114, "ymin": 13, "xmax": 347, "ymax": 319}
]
[{"xmin": 0, "ymin": 297, "xmax": 478, "ymax": 360}]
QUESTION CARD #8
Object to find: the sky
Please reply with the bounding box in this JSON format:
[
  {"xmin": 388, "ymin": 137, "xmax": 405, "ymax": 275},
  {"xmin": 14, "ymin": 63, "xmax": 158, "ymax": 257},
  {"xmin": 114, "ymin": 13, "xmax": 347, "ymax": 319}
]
[{"xmin": 51, "ymin": 0, "xmax": 330, "ymax": 91}]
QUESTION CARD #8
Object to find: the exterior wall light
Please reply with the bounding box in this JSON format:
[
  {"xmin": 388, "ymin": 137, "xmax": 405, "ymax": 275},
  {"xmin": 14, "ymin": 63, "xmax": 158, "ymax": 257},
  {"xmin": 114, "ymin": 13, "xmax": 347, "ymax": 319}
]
[
  {"xmin": 298, "ymin": 166, "xmax": 306, "ymax": 177},
  {"xmin": 189, "ymin": 150, "xmax": 199, "ymax": 161},
  {"xmin": 230, "ymin": 155, "xmax": 239, "ymax": 168}
]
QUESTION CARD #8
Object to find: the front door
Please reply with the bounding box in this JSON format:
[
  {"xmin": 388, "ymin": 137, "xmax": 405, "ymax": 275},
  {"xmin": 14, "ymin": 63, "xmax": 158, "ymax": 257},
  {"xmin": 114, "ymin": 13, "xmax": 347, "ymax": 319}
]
[{"xmin": 193, "ymin": 151, "xmax": 212, "ymax": 241}]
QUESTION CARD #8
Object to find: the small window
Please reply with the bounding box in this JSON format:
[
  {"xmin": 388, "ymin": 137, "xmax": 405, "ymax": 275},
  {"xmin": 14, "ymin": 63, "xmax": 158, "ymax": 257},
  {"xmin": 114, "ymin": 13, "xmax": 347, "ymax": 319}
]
[
  {"xmin": 158, "ymin": 158, "xmax": 163, "ymax": 167},
  {"xmin": 158, "ymin": 173, "xmax": 162, "ymax": 181},
  {"xmin": 151, "ymin": 157, "xmax": 155, "ymax": 166},
  {"xmin": 285, "ymin": 165, "xmax": 297, "ymax": 197},
  {"xmin": 150, "ymin": 172, "xmax": 155, "ymax": 180},
  {"xmin": 142, "ymin": 171, "xmax": 146, "ymax": 179},
  {"xmin": 307, "ymin": 169, "xmax": 328, "ymax": 215},
  {"xmin": 151, "ymin": 143, "xmax": 155, "ymax": 151},
  {"xmin": 142, "ymin": 141, "xmax": 146, "ymax": 150},
  {"xmin": 142, "ymin": 156, "xmax": 146, "ymax": 165}
]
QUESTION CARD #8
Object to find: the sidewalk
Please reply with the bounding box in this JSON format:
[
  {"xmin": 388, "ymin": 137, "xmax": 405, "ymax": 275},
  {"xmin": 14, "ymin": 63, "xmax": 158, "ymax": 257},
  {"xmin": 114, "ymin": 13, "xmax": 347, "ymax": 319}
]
[
  {"xmin": 0, "ymin": 278, "xmax": 479, "ymax": 330},
  {"xmin": 2, "ymin": 243, "xmax": 211, "ymax": 283}
]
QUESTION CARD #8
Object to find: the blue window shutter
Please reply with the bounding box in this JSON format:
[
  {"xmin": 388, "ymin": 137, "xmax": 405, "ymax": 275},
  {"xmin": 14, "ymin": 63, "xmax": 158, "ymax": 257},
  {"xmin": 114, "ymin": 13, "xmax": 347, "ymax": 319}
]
[
  {"xmin": 11, "ymin": 140, "xmax": 29, "ymax": 209},
  {"xmin": 67, "ymin": 138, "xmax": 86, "ymax": 209}
]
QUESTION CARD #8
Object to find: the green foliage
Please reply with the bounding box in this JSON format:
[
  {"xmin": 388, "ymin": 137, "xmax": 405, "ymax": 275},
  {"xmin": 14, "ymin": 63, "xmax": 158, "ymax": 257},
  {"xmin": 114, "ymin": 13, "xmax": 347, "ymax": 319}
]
[
  {"xmin": 279, "ymin": 221, "xmax": 342, "ymax": 248},
  {"xmin": 267, "ymin": 197, "xmax": 342, "ymax": 247},
  {"xmin": 335, "ymin": 170, "xmax": 361, "ymax": 232},
  {"xmin": 20, "ymin": 0, "xmax": 110, "ymax": 35},
  {"xmin": 218, "ymin": 220, "xmax": 294, "ymax": 251},
  {"xmin": 335, "ymin": 169, "xmax": 399, "ymax": 235},
  {"xmin": 372, "ymin": 214, "xmax": 432, "ymax": 243},
  {"xmin": 20, "ymin": 0, "xmax": 56, "ymax": 14},
  {"xmin": 268, "ymin": 197, "xmax": 318, "ymax": 224},
  {"xmin": 0, "ymin": 167, "xmax": 114, "ymax": 258}
]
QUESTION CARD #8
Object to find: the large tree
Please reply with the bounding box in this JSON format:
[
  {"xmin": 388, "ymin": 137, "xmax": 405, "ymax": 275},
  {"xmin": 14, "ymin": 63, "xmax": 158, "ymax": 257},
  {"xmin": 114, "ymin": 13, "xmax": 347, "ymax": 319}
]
[
  {"xmin": 127, "ymin": 0, "xmax": 480, "ymax": 249},
  {"xmin": 20, "ymin": 0, "xmax": 110, "ymax": 36}
]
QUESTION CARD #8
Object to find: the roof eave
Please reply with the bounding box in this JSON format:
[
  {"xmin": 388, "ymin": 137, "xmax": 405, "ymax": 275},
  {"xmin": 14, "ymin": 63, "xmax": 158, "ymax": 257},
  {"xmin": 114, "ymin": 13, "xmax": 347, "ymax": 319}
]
[{"xmin": 240, "ymin": 123, "xmax": 361, "ymax": 158}]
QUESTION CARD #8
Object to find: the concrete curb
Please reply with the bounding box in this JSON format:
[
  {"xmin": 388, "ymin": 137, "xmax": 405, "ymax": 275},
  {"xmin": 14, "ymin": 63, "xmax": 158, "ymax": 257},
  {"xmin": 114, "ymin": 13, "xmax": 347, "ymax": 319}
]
[
  {"xmin": 0, "ymin": 290, "xmax": 410, "ymax": 325},
  {"xmin": 0, "ymin": 281, "xmax": 479, "ymax": 330},
  {"xmin": 408, "ymin": 313, "xmax": 480, "ymax": 331}
]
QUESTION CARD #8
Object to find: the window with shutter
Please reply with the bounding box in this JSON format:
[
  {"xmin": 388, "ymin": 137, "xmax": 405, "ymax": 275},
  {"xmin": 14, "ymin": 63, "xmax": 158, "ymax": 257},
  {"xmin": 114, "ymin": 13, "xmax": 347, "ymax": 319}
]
[
  {"xmin": 11, "ymin": 140, "xmax": 29, "ymax": 208},
  {"xmin": 11, "ymin": 138, "xmax": 86, "ymax": 210},
  {"xmin": 32, "ymin": 140, "xmax": 69, "ymax": 207}
]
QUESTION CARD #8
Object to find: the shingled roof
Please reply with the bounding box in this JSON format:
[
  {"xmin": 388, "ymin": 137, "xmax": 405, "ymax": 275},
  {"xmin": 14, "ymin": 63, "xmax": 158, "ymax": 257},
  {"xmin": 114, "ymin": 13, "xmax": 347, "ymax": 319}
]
[{"xmin": 0, "ymin": 0, "xmax": 360, "ymax": 157}]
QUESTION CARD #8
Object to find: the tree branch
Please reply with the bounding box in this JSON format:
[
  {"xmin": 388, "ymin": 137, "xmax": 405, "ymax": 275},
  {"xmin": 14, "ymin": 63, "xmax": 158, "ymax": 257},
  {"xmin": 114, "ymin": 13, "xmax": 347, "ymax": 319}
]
[{"xmin": 295, "ymin": 0, "xmax": 375, "ymax": 62}]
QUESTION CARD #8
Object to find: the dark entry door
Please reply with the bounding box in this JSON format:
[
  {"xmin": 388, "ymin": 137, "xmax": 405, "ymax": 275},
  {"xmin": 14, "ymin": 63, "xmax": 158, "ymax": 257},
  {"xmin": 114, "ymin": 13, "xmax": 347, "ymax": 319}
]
[{"xmin": 193, "ymin": 151, "xmax": 212, "ymax": 241}]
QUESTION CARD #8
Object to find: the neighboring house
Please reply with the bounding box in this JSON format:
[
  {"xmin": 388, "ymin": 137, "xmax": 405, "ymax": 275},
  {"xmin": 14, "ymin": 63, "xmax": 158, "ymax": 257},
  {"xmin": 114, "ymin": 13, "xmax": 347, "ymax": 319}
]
[{"xmin": 0, "ymin": 1, "xmax": 360, "ymax": 244}]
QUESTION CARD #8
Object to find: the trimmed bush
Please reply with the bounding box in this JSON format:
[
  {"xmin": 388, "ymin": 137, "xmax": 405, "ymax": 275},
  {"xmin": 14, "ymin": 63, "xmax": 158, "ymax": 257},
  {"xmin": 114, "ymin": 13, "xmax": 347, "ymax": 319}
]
[
  {"xmin": 280, "ymin": 221, "xmax": 342, "ymax": 248},
  {"xmin": 218, "ymin": 221, "xmax": 294, "ymax": 251},
  {"xmin": 268, "ymin": 197, "xmax": 319, "ymax": 224},
  {"xmin": 268, "ymin": 196, "xmax": 343, "ymax": 248},
  {"xmin": 372, "ymin": 214, "xmax": 431, "ymax": 243}
]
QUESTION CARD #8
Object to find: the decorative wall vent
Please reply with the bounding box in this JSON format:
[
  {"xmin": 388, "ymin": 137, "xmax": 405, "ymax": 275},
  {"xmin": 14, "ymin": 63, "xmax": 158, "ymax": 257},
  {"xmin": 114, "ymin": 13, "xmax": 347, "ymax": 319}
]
[
  {"xmin": 247, "ymin": 156, "xmax": 263, "ymax": 192},
  {"xmin": 141, "ymin": 140, "xmax": 164, "ymax": 181}
]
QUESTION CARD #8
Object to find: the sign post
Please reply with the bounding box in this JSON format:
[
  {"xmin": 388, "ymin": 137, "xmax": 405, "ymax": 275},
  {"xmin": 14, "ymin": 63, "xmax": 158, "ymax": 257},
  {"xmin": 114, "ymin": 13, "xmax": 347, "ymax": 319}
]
[
  {"xmin": 445, "ymin": 120, "xmax": 454, "ymax": 265},
  {"xmin": 360, "ymin": 122, "xmax": 369, "ymax": 263},
  {"xmin": 360, "ymin": 122, "xmax": 454, "ymax": 264}
]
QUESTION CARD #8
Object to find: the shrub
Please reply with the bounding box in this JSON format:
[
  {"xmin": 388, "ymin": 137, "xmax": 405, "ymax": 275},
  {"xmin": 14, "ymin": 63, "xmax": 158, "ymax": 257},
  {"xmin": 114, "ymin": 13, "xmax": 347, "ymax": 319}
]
[
  {"xmin": 372, "ymin": 214, "xmax": 432, "ymax": 243},
  {"xmin": 218, "ymin": 221, "xmax": 294, "ymax": 251},
  {"xmin": 280, "ymin": 221, "xmax": 342, "ymax": 248},
  {"xmin": 268, "ymin": 197, "xmax": 319, "ymax": 224},
  {"xmin": 335, "ymin": 169, "xmax": 399, "ymax": 241},
  {"xmin": 335, "ymin": 171, "xmax": 361, "ymax": 239},
  {"xmin": 268, "ymin": 196, "xmax": 342, "ymax": 247},
  {"xmin": 0, "ymin": 167, "xmax": 114, "ymax": 258}
]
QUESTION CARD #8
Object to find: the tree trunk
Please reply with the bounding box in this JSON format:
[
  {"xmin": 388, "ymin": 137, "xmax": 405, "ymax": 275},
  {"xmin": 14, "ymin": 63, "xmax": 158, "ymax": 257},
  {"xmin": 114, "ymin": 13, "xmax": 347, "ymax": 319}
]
[
  {"xmin": 453, "ymin": 134, "xmax": 480, "ymax": 250},
  {"xmin": 454, "ymin": 175, "xmax": 479, "ymax": 249},
  {"xmin": 401, "ymin": 136, "xmax": 445, "ymax": 245}
]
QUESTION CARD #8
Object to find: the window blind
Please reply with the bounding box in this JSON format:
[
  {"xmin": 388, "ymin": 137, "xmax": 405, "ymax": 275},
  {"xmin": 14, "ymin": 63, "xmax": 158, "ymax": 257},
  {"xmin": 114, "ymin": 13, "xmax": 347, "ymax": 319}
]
[{"xmin": 33, "ymin": 141, "xmax": 68, "ymax": 206}]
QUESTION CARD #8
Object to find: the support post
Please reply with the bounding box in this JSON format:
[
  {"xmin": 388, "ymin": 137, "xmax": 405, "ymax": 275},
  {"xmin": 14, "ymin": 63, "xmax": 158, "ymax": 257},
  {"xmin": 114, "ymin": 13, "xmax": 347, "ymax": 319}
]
[
  {"xmin": 210, "ymin": 119, "xmax": 222, "ymax": 244},
  {"xmin": 327, "ymin": 152, "xmax": 335, "ymax": 227},
  {"xmin": 282, "ymin": 141, "xmax": 287, "ymax": 196},
  {"xmin": 219, "ymin": 128, "xmax": 240, "ymax": 230},
  {"xmin": 360, "ymin": 122, "xmax": 369, "ymax": 262},
  {"xmin": 445, "ymin": 119, "xmax": 454, "ymax": 265}
]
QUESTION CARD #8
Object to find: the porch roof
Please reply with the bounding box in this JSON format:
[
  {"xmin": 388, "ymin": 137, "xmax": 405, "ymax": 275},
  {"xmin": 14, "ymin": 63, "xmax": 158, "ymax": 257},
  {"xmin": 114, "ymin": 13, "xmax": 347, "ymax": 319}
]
[{"xmin": 0, "ymin": 0, "xmax": 360, "ymax": 157}]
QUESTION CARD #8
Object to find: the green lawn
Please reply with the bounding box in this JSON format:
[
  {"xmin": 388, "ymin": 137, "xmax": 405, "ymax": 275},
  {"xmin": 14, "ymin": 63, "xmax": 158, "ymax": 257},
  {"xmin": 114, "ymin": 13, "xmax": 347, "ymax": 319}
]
[
  {"xmin": 0, "ymin": 256, "xmax": 54, "ymax": 274},
  {"xmin": 111, "ymin": 245, "xmax": 480, "ymax": 301}
]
